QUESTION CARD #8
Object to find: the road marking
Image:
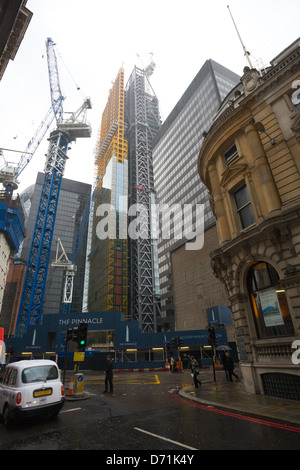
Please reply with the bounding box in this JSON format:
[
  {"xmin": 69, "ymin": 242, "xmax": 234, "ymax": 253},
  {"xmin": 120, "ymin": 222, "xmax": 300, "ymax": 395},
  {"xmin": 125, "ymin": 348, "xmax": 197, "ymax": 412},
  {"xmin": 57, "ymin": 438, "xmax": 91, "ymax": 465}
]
[
  {"xmin": 61, "ymin": 407, "xmax": 82, "ymax": 413},
  {"xmin": 85, "ymin": 373, "xmax": 160, "ymax": 385},
  {"xmin": 168, "ymin": 392, "xmax": 300, "ymax": 434},
  {"xmin": 134, "ymin": 427, "xmax": 198, "ymax": 450}
]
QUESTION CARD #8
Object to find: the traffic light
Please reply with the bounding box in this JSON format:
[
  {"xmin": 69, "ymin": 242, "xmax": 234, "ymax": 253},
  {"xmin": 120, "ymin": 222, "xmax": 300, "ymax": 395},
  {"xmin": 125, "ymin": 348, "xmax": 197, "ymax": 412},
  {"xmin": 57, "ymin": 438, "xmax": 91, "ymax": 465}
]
[
  {"xmin": 77, "ymin": 322, "xmax": 88, "ymax": 351},
  {"xmin": 178, "ymin": 337, "xmax": 183, "ymax": 347},
  {"xmin": 208, "ymin": 327, "xmax": 216, "ymax": 346},
  {"xmin": 66, "ymin": 328, "xmax": 73, "ymax": 342},
  {"xmin": 172, "ymin": 337, "xmax": 178, "ymax": 348}
]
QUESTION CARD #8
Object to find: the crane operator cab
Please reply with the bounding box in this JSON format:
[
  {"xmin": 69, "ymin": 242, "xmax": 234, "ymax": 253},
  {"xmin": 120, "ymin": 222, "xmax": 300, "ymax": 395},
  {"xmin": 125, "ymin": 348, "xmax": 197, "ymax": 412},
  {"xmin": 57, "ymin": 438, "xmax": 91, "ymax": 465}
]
[{"xmin": 57, "ymin": 98, "xmax": 92, "ymax": 140}]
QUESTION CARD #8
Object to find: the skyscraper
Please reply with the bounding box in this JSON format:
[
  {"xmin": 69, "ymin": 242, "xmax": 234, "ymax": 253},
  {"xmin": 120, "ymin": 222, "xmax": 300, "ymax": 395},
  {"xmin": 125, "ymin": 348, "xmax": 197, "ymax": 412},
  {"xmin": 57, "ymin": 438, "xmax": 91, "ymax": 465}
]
[
  {"xmin": 125, "ymin": 66, "xmax": 161, "ymax": 332},
  {"xmin": 152, "ymin": 59, "xmax": 240, "ymax": 329},
  {"xmin": 88, "ymin": 65, "xmax": 161, "ymax": 332},
  {"xmin": 88, "ymin": 68, "xmax": 128, "ymax": 317}
]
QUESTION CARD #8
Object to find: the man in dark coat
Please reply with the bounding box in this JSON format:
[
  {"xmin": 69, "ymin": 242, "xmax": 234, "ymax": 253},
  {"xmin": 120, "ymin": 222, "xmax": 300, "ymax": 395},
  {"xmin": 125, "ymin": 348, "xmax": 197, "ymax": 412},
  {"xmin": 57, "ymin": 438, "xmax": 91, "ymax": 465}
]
[
  {"xmin": 224, "ymin": 351, "xmax": 239, "ymax": 381},
  {"xmin": 104, "ymin": 355, "xmax": 114, "ymax": 393},
  {"xmin": 221, "ymin": 351, "xmax": 229, "ymax": 380}
]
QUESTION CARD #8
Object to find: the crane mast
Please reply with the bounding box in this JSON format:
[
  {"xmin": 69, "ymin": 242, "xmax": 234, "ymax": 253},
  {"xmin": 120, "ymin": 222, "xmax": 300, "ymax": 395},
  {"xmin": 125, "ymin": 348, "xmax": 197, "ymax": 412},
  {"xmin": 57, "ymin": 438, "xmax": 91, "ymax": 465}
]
[
  {"xmin": 15, "ymin": 39, "xmax": 91, "ymax": 336},
  {"xmin": 16, "ymin": 130, "xmax": 71, "ymax": 334}
]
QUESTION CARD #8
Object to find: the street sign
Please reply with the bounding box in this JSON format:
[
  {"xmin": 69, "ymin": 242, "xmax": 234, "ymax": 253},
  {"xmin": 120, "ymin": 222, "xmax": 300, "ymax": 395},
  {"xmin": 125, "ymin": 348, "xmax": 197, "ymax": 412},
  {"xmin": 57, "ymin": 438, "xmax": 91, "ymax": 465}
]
[{"xmin": 74, "ymin": 351, "xmax": 85, "ymax": 362}]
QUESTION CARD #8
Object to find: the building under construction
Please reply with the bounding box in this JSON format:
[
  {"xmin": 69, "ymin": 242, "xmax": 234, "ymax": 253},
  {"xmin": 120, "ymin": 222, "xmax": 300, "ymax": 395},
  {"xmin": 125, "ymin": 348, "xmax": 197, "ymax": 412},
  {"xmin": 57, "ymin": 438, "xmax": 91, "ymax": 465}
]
[
  {"xmin": 88, "ymin": 68, "xmax": 128, "ymax": 318},
  {"xmin": 125, "ymin": 66, "xmax": 161, "ymax": 332},
  {"xmin": 88, "ymin": 65, "xmax": 161, "ymax": 332}
]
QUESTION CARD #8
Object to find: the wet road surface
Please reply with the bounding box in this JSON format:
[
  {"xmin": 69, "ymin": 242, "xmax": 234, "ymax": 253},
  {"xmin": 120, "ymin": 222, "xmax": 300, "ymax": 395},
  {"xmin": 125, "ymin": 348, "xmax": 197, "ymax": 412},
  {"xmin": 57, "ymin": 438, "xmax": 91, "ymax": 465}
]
[{"xmin": 0, "ymin": 370, "xmax": 299, "ymax": 451}]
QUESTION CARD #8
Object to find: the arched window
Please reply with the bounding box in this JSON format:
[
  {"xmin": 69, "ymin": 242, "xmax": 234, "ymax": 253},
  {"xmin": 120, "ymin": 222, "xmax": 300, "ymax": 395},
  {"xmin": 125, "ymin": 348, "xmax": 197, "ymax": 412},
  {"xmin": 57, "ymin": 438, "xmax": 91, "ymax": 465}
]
[{"xmin": 247, "ymin": 262, "xmax": 294, "ymax": 339}]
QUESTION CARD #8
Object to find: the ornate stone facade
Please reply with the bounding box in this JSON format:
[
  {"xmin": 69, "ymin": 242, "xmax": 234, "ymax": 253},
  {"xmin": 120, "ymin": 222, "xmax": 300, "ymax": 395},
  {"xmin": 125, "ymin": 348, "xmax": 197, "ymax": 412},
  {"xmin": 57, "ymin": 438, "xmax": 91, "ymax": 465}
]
[{"xmin": 198, "ymin": 38, "xmax": 300, "ymax": 397}]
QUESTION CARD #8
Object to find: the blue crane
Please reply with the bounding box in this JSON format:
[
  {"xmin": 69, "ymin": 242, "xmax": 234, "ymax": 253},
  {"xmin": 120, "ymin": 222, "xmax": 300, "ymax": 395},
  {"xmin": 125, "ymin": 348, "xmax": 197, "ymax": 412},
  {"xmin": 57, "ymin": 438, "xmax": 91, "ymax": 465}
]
[
  {"xmin": 0, "ymin": 39, "xmax": 65, "ymax": 192},
  {"xmin": 50, "ymin": 180, "xmax": 96, "ymax": 357},
  {"xmin": 15, "ymin": 38, "xmax": 91, "ymax": 336}
]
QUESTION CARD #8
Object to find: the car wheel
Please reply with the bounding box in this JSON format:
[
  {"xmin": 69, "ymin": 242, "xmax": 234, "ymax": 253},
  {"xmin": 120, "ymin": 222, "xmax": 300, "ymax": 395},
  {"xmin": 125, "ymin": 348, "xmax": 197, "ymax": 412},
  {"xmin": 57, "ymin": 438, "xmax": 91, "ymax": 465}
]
[
  {"xmin": 3, "ymin": 404, "xmax": 11, "ymax": 427},
  {"xmin": 51, "ymin": 410, "xmax": 60, "ymax": 419}
]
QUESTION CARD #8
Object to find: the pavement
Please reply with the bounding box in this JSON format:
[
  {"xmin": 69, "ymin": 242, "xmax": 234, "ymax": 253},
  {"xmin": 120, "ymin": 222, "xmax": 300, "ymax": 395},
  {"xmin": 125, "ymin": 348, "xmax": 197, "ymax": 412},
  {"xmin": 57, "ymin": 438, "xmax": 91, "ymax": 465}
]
[{"xmin": 179, "ymin": 369, "xmax": 300, "ymax": 426}]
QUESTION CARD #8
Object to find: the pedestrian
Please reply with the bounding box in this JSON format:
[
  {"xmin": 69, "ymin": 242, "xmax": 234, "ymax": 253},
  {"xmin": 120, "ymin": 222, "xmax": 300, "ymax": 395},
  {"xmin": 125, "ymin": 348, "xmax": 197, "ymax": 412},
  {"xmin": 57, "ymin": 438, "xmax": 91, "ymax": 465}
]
[
  {"xmin": 224, "ymin": 351, "xmax": 239, "ymax": 381},
  {"xmin": 221, "ymin": 351, "xmax": 229, "ymax": 381},
  {"xmin": 103, "ymin": 355, "xmax": 114, "ymax": 394},
  {"xmin": 190, "ymin": 355, "xmax": 201, "ymax": 388}
]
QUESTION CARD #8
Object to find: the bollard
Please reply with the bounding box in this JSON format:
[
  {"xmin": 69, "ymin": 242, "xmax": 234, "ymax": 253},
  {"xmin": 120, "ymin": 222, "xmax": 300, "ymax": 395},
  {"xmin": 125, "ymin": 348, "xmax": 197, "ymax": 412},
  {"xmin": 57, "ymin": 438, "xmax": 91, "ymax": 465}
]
[{"xmin": 74, "ymin": 372, "xmax": 84, "ymax": 395}]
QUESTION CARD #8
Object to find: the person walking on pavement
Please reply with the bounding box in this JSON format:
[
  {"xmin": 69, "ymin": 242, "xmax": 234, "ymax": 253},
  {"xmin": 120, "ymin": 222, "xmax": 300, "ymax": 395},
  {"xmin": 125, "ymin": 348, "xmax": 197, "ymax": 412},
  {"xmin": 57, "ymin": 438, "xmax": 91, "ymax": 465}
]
[
  {"xmin": 221, "ymin": 351, "xmax": 229, "ymax": 381},
  {"xmin": 190, "ymin": 355, "xmax": 201, "ymax": 388},
  {"xmin": 103, "ymin": 355, "xmax": 114, "ymax": 394},
  {"xmin": 224, "ymin": 351, "xmax": 239, "ymax": 381}
]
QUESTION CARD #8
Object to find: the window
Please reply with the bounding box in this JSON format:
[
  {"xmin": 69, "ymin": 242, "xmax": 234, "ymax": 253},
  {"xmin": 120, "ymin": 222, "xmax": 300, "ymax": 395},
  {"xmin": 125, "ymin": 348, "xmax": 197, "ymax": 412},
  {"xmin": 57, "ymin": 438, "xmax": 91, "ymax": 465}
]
[
  {"xmin": 224, "ymin": 144, "xmax": 239, "ymax": 164},
  {"xmin": 247, "ymin": 262, "xmax": 295, "ymax": 339},
  {"xmin": 87, "ymin": 330, "xmax": 114, "ymax": 347},
  {"xmin": 233, "ymin": 184, "xmax": 255, "ymax": 229},
  {"xmin": 3, "ymin": 367, "xmax": 13, "ymax": 385},
  {"xmin": 22, "ymin": 365, "xmax": 58, "ymax": 383},
  {"xmin": 9, "ymin": 369, "xmax": 18, "ymax": 386}
]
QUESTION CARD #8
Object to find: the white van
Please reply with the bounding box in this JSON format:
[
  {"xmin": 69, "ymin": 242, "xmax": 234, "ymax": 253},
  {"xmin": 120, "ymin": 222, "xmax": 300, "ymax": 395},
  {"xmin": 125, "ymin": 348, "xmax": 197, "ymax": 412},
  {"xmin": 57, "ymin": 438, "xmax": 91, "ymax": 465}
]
[{"xmin": 0, "ymin": 359, "xmax": 65, "ymax": 426}]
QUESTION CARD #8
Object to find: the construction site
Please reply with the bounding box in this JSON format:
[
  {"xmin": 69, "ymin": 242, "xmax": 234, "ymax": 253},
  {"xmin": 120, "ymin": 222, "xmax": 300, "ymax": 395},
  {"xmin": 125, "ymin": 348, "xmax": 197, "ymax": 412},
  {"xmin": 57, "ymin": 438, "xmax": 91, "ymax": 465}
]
[
  {"xmin": 0, "ymin": 32, "xmax": 227, "ymax": 368},
  {"xmin": 0, "ymin": 0, "xmax": 239, "ymax": 372}
]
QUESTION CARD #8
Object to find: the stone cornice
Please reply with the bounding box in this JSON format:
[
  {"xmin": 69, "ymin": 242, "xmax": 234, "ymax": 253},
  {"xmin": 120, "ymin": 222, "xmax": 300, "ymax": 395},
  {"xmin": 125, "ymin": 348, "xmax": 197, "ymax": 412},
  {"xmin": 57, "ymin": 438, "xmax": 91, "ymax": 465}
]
[
  {"xmin": 210, "ymin": 206, "xmax": 300, "ymax": 261},
  {"xmin": 198, "ymin": 49, "xmax": 300, "ymax": 183}
]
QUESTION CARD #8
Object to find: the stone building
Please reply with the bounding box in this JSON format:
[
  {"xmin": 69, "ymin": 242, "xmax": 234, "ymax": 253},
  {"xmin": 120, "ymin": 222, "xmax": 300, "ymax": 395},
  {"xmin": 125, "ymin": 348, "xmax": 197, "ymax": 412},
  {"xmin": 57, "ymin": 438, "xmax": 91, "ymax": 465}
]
[
  {"xmin": 171, "ymin": 224, "xmax": 235, "ymax": 343},
  {"xmin": 198, "ymin": 38, "xmax": 300, "ymax": 399}
]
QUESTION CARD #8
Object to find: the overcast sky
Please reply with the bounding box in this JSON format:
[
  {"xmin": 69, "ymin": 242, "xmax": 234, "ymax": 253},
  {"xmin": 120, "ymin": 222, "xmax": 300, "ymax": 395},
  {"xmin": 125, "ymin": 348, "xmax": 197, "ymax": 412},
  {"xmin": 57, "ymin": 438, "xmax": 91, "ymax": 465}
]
[{"xmin": 0, "ymin": 0, "xmax": 299, "ymax": 194}]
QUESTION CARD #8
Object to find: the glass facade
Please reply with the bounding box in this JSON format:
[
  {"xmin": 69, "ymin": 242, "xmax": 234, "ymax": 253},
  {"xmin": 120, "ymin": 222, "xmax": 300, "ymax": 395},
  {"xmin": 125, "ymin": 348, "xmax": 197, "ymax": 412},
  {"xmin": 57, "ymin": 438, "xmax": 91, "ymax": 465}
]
[
  {"xmin": 88, "ymin": 68, "xmax": 128, "ymax": 318},
  {"xmin": 88, "ymin": 157, "xmax": 128, "ymax": 315},
  {"xmin": 152, "ymin": 60, "xmax": 240, "ymax": 327},
  {"xmin": 19, "ymin": 172, "xmax": 91, "ymax": 315}
]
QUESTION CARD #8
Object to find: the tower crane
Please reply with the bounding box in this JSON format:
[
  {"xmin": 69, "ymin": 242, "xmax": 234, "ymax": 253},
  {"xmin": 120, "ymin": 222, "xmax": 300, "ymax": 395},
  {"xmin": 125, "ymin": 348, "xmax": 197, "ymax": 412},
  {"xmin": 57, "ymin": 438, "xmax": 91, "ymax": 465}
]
[
  {"xmin": 15, "ymin": 37, "xmax": 92, "ymax": 336},
  {"xmin": 50, "ymin": 185, "xmax": 95, "ymax": 355},
  {"xmin": 0, "ymin": 39, "xmax": 66, "ymax": 194},
  {"xmin": 0, "ymin": 101, "xmax": 57, "ymax": 194}
]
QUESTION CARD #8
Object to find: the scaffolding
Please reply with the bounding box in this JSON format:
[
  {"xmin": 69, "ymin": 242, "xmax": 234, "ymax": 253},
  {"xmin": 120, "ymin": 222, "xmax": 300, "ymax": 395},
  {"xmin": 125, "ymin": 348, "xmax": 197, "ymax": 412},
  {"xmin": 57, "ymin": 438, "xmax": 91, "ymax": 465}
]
[
  {"xmin": 89, "ymin": 68, "xmax": 128, "ymax": 316},
  {"xmin": 94, "ymin": 69, "xmax": 127, "ymax": 186}
]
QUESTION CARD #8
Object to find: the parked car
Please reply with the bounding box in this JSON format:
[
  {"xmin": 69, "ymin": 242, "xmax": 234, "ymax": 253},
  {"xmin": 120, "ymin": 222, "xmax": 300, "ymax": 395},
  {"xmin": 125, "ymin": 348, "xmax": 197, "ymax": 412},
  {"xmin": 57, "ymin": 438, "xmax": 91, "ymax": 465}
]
[{"xmin": 0, "ymin": 359, "xmax": 65, "ymax": 426}]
